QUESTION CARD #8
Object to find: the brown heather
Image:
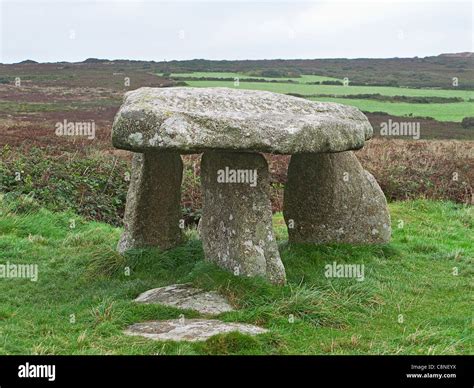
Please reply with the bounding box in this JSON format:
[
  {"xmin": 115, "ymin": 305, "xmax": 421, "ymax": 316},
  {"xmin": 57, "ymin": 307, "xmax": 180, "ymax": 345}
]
[
  {"xmin": 1, "ymin": 139, "xmax": 471, "ymax": 227},
  {"xmin": 355, "ymin": 139, "xmax": 473, "ymax": 205},
  {"xmin": 181, "ymin": 139, "xmax": 473, "ymax": 217}
]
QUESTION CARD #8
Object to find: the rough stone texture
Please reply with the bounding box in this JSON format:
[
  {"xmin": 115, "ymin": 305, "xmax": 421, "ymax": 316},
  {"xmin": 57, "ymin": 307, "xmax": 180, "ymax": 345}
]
[
  {"xmin": 200, "ymin": 151, "xmax": 286, "ymax": 285},
  {"xmin": 124, "ymin": 319, "xmax": 268, "ymax": 342},
  {"xmin": 283, "ymin": 151, "xmax": 391, "ymax": 244},
  {"xmin": 134, "ymin": 284, "xmax": 234, "ymax": 315},
  {"xmin": 112, "ymin": 87, "xmax": 372, "ymax": 154},
  {"xmin": 117, "ymin": 152, "xmax": 184, "ymax": 253}
]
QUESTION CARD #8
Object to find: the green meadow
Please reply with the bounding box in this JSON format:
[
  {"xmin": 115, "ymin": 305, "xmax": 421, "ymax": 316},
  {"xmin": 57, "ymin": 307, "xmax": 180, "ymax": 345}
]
[
  {"xmin": 168, "ymin": 73, "xmax": 474, "ymax": 122},
  {"xmin": 309, "ymin": 98, "xmax": 474, "ymax": 122},
  {"xmin": 182, "ymin": 79, "xmax": 473, "ymax": 99},
  {"xmin": 0, "ymin": 196, "xmax": 471, "ymax": 355},
  {"xmin": 169, "ymin": 72, "xmax": 339, "ymax": 83}
]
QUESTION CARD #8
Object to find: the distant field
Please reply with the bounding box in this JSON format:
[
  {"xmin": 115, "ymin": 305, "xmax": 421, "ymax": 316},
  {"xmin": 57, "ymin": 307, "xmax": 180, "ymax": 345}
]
[
  {"xmin": 182, "ymin": 79, "xmax": 474, "ymax": 99},
  {"xmin": 310, "ymin": 98, "xmax": 474, "ymax": 122},
  {"xmin": 168, "ymin": 72, "xmax": 339, "ymax": 83},
  {"xmin": 174, "ymin": 74, "xmax": 474, "ymax": 122},
  {"xmin": 155, "ymin": 55, "xmax": 474, "ymax": 89}
]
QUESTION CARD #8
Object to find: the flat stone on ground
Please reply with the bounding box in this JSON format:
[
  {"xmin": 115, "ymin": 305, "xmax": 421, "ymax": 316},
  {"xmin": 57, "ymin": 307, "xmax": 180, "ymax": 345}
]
[
  {"xmin": 134, "ymin": 283, "xmax": 234, "ymax": 315},
  {"xmin": 124, "ymin": 319, "xmax": 268, "ymax": 342}
]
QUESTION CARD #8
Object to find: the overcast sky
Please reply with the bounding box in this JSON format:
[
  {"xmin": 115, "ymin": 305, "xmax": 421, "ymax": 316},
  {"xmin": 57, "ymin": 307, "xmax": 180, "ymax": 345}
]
[{"xmin": 0, "ymin": 0, "xmax": 472, "ymax": 63}]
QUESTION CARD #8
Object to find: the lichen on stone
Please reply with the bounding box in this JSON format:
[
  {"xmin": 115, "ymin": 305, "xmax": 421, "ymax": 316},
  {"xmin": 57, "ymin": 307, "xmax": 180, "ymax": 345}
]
[{"xmin": 112, "ymin": 87, "xmax": 373, "ymax": 154}]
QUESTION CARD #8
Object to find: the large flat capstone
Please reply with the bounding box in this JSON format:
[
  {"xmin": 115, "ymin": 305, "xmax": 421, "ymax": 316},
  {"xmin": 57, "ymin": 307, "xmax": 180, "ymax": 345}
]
[
  {"xmin": 124, "ymin": 319, "xmax": 268, "ymax": 342},
  {"xmin": 112, "ymin": 87, "xmax": 373, "ymax": 154}
]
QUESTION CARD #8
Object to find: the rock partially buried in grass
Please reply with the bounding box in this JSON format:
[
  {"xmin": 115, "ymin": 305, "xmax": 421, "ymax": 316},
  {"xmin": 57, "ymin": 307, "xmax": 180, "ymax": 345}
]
[
  {"xmin": 134, "ymin": 283, "xmax": 234, "ymax": 315},
  {"xmin": 124, "ymin": 319, "xmax": 268, "ymax": 342}
]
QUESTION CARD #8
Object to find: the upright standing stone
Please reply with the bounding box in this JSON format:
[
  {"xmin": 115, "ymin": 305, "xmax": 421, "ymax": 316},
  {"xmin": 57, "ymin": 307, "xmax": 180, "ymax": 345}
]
[
  {"xmin": 117, "ymin": 152, "xmax": 184, "ymax": 253},
  {"xmin": 283, "ymin": 151, "xmax": 391, "ymax": 244},
  {"xmin": 200, "ymin": 151, "xmax": 286, "ymax": 285}
]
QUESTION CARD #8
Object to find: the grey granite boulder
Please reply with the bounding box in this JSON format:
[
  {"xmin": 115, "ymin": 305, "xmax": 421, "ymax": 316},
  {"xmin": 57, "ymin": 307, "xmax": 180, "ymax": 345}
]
[
  {"xmin": 112, "ymin": 87, "xmax": 372, "ymax": 154},
  {"xmin": 283, "ymin": 151, "xmax": 391, "ymax": 244},
  {"xmin": 118, "ymin": 152, "xmax": 184, "ymax": 253},
  {"xmin": 200, "ymin": 151, "xmax": 286, "ymax": 285}
]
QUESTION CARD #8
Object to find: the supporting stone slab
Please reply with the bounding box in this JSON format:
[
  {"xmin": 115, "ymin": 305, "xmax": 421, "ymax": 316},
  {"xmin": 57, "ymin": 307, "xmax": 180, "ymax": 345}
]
[
  {"xmin": 200, "ymin": 151, "xmax": 286, "ymax": 285},
  {"xmin": 118, "ymin": 152, "xmax": 184, "ymax": 253},
  {"xmin": 283, "ymin": 151, "xmax": 391, "ymax": 244}
]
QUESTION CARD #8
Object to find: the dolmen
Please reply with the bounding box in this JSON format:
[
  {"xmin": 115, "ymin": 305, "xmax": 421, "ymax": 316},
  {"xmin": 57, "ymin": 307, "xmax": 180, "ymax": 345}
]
[{"xmin": 112, "ymin": 87, "xmax": 391, "ymax": 285}]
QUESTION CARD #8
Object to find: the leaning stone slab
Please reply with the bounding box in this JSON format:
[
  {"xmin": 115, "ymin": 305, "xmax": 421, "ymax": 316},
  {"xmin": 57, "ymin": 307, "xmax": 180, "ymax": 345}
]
[
  {"xmin": 283, "ymin": 151, "xmax": 391, "ymax": 244},
  {"xmin": 117, "ymin": 152, "xmax": 184, "ymax": 253},
  {"xmin": 124, "ymin": 319, "xmax": 268, "ymax": 342},
  {"xmin": 134, "ymin": 283, "xmax": 234, "ymax": 315},
  {"xmin": 200, "ymin": 151, "xmax": 286, "ymax": 285},
  {"xmin": 112, "ymin": 87, "xmax": 372, "ymax": 154}
]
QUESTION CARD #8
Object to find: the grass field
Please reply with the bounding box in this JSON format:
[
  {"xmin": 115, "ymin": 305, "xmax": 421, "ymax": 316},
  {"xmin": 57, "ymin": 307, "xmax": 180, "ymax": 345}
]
[
  {"xmin": 309, "ymin": 98, "xmax": 474, "ymax": 122},
  {"xmin": 0, "ymin": 196, "xmax": 471, "ymax": 355},
  {"xmin": 182, "ymin": 79, "xmax": 474, "ymax": 99},
  {"xmin": 169, "ymin": 72, "xmax": 340, "ymax": 83},
  {"xmin": 173, "ymin": 74, "xmax": 474, "ymax": 122}
]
